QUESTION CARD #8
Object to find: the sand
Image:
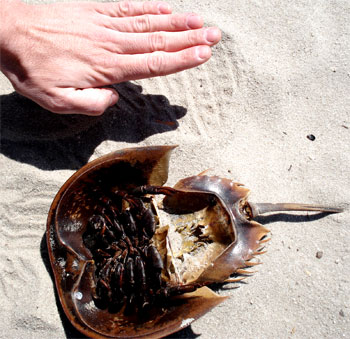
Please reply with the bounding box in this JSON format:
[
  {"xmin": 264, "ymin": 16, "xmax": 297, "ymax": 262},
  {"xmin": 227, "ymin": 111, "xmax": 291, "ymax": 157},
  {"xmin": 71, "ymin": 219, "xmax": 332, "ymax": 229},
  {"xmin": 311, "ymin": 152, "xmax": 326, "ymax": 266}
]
[{"xmin": 1, "ymin": 0, "xmax": 349, "ymax": 338}]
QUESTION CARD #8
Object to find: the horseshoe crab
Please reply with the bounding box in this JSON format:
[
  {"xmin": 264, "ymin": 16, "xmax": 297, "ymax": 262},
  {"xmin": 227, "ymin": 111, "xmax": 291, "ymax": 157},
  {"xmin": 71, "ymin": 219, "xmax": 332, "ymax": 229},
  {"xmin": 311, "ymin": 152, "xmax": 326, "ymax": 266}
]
[{"xmin": 46, "ymin": 145, "xmax": 342, "ymax": 338}]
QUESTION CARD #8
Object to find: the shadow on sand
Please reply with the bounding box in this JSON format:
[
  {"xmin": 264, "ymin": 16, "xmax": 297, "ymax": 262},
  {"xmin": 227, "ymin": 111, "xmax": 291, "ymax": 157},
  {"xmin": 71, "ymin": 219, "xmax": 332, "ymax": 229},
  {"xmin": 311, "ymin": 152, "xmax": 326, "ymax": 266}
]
[{"xmin": 1, "ymin": 82, "xmax": 186, "ymax": 170}]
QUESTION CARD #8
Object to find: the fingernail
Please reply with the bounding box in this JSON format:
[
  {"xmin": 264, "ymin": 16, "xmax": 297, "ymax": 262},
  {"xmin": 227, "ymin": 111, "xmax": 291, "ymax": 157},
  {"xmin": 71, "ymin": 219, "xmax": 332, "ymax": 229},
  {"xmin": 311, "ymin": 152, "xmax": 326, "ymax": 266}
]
[
  {"xmin": 196, "ymin": 46, "xmax": 211, "ymax": 60},
  {"xmin": 205, "ymin": 28, "xmax": 221, "ymax": 44},
  {"xmin": 109, "ymin": 92, "xmax": 119, "ymax": 107},
  {"xmin": 158, "ymin": 3, "xmax": 171, "ymax": 14},
  {"xmin": 187, "ymin": 14, "xmax": 203, "ymax": 29}
]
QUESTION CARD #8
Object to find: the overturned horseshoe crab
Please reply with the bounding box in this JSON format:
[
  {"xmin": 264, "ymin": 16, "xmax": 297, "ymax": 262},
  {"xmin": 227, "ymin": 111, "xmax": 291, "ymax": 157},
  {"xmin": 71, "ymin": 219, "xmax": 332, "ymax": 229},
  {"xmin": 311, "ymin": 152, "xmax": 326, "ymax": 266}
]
[{"xmin": 47, "ymin": 145, "xmax": 342, "ymax": 338}]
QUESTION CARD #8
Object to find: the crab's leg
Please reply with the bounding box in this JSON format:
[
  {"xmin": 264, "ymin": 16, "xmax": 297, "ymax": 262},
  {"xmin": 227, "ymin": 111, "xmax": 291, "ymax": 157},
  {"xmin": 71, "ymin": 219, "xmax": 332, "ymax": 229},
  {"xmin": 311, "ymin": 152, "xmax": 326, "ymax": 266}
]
[
  {"xmin": 249, "ymin": 203, "xmax": 343, "ymax": 218},
  {"xmin": 132, "ymin": 185, "xmax": 176, "ymax": 196}
]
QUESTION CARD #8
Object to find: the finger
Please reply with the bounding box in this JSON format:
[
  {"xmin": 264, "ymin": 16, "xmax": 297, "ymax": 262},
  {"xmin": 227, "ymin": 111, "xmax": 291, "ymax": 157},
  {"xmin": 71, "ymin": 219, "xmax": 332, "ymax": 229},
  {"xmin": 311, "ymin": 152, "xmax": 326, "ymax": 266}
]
[
  {"xmin": 109, "ymin": 13, "xmax": 203, "ymax": 33},
  {"xmin": 52, "ymin": 88, "xmax": 119, "ymax": 115},
  {"xmin": 114, "ymin": 45, "xmax": 212, "ymax": 82},
  {"xmin": 111, "ymin": 27, "xmax": 221, "ymax": 54},
  {"xmin": 96, "ymin": 1, "xmax": 172, "ymax": 18}
]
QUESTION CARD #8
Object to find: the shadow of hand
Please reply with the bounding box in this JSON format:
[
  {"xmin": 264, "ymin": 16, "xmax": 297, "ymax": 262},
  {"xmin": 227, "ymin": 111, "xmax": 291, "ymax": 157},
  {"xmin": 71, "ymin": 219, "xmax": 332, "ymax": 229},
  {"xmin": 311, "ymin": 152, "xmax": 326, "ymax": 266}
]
[{"xmin": 0, "ymin": 82, "xmax": 186, "ymax": 170}]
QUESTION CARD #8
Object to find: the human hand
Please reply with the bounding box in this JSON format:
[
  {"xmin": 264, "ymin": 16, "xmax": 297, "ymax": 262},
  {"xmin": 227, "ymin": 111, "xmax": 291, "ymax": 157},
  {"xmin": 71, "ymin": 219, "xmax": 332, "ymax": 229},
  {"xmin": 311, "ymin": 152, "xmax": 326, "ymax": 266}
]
[{"xmin": 0, "ymin": 0, "xmax": 221, "ymax": 115}]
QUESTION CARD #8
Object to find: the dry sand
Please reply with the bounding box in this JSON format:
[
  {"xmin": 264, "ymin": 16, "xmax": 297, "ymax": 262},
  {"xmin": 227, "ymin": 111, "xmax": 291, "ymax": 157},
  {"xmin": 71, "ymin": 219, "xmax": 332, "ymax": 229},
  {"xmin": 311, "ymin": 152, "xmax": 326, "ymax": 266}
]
[{"xmin": 1, "ymin": 0, "xmax": 349, "ymax": 338}]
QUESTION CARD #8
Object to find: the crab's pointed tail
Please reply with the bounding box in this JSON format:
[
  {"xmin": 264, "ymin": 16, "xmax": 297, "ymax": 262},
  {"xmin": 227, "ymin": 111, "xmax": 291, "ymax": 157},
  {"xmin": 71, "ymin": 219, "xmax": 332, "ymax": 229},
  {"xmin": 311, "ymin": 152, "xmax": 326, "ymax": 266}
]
[{"xmin": 249, "ymin": 203, "xmax": 343, "ymax": 218}]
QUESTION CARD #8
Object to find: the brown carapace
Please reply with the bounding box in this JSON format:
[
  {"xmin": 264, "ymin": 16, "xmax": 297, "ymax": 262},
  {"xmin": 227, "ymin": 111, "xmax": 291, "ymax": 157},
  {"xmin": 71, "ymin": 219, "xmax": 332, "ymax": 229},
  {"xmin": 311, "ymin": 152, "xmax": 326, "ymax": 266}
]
[{"xmin": 46, "ymin": 145, "xmax": 342, "ymax": 338}]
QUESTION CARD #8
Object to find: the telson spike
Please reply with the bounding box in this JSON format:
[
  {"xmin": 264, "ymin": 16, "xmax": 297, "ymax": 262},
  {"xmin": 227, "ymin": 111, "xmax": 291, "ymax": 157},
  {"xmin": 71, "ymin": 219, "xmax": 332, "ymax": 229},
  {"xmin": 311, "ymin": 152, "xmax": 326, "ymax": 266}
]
[{"xmin": 249, "ymin": 202, "xmax": 343, "ymax": 218}]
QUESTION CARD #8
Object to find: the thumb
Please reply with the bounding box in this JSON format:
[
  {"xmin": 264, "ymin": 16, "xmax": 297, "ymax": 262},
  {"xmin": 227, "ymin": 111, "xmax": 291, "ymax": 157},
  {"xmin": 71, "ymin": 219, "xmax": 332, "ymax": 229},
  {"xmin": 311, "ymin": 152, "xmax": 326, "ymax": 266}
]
[{"xmin": 58, "ymin": 87, "xmax": 119, "ymax": 115}]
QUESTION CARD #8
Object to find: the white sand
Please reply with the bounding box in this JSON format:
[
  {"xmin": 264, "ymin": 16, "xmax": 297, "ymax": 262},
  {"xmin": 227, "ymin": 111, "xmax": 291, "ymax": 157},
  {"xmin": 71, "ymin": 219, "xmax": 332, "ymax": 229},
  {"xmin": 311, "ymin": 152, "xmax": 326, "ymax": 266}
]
[{"xmin": 1, "ymin": 0, "xmax": 349, "ymax": 338}]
